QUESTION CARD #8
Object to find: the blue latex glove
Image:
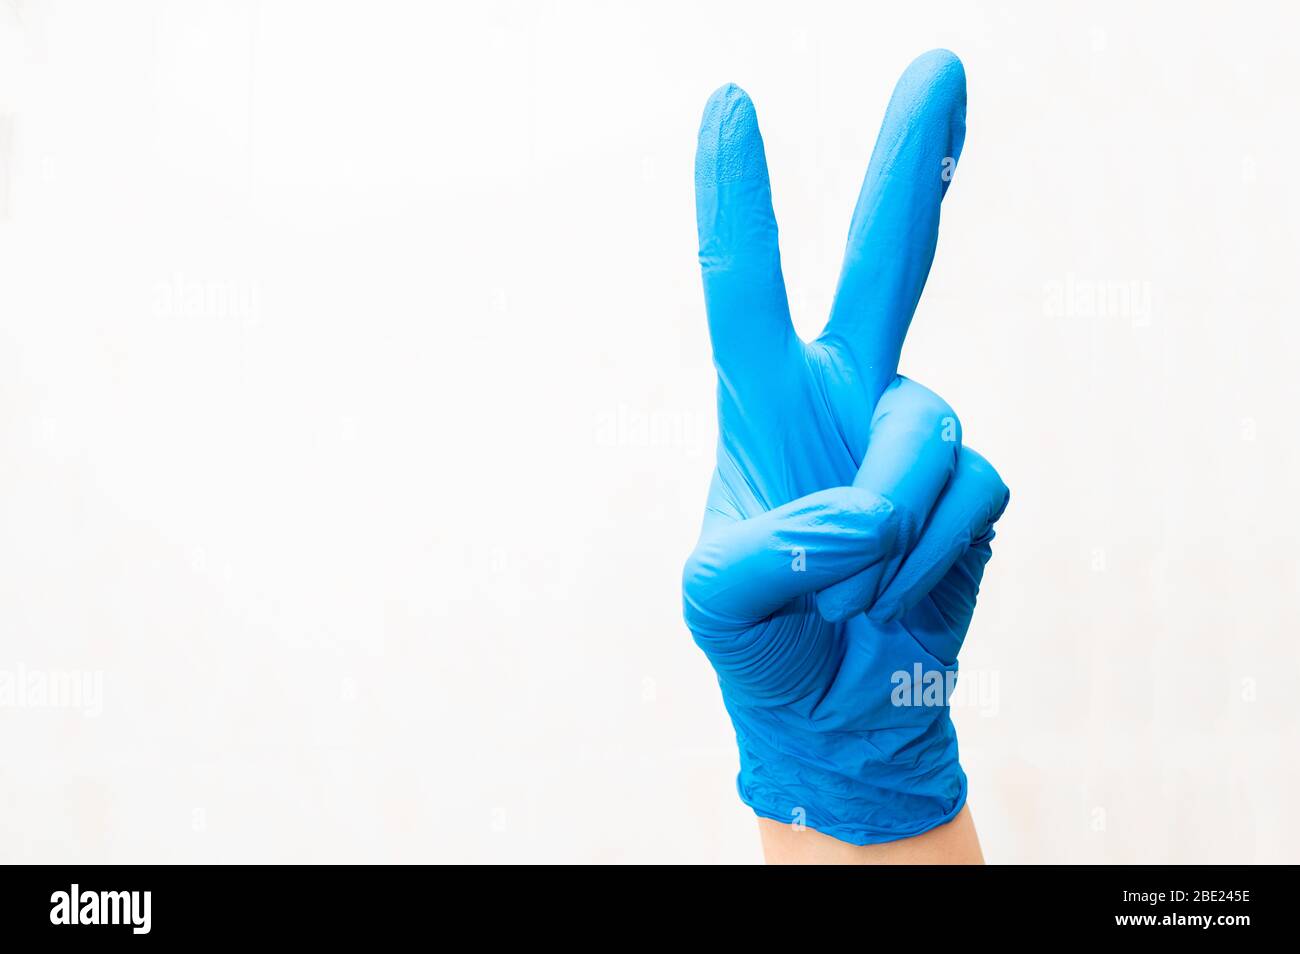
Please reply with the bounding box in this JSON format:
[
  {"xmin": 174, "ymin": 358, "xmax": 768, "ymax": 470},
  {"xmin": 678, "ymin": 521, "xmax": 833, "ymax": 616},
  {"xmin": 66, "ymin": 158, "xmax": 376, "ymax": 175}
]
[{"xmin": 683, "ymin": 50, "xmax": 1010, "ymax": 845}]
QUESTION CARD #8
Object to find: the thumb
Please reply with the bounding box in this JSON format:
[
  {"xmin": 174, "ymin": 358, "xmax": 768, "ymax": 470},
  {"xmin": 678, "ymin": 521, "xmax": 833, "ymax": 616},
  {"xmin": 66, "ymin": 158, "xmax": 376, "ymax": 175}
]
[
  {"xmin": 682, "ymin": 486, "xmax": 898, "ymax": 704},
  {"xmin": 683, "ymin": 486, "xmax": 898, "ymax": 633}
]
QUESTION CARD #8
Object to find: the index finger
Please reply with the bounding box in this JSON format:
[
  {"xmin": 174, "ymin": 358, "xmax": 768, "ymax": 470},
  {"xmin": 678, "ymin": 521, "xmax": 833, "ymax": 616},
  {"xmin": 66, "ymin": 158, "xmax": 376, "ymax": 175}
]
[{"xmin": 695, "ymin": 84, "xmax": 796, "ymax": 395}]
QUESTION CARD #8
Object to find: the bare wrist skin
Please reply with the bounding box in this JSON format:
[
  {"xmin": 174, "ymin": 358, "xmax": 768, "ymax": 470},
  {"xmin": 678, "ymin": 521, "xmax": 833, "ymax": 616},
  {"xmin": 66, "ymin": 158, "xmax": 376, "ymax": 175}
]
[{"xmin": 758, "ymin": 804, "xmax": 984, "ymax": 865}]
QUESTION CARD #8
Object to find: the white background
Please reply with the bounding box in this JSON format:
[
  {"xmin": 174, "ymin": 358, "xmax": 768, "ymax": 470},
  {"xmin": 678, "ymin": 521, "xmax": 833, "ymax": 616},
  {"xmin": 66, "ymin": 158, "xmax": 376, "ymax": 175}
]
[{"xmin": 1, "ymin": 1, "xmax": 1297, "ymax": 863}]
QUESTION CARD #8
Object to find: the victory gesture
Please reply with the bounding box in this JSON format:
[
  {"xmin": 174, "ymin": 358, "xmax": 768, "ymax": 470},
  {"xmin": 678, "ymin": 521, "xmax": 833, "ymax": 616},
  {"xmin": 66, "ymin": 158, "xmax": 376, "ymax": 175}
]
[{"xmin": 683, "ymin": 50, "xmax": 1010, "ymax": 853}]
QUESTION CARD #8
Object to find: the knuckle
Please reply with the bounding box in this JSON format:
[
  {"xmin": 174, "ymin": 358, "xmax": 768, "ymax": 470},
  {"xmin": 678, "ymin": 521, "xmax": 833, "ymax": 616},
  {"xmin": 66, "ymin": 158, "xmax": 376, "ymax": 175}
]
[
  {"xmin": 961, "ymin": 447, "xmax": 1011, "ymax": 515},
  {"xmin": 681, "ymin": 547, "xmax": 711, "ymax": 601},
  {"xmin": 887, "ymin": 377, "xmax": 960, "ymax": 441}
]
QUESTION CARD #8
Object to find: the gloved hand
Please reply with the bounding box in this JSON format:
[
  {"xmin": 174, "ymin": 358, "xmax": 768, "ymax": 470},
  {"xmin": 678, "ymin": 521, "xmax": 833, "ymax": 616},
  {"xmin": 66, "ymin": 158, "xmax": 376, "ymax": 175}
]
[{"xmin": 683, "ymin": 50, "xmax": 1010, "ymax": 845}]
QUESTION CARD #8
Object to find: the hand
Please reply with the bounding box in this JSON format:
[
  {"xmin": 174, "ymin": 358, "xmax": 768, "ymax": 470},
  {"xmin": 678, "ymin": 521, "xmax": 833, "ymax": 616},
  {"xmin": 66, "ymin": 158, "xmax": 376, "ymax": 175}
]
[{"xmin": 682, "ymin": 50, "xmax": 1009, "ymax": 845}]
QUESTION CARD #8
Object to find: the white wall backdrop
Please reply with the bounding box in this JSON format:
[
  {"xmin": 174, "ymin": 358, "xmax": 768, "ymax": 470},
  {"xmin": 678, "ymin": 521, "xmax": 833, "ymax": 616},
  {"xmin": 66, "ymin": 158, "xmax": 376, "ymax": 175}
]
[{"xmin": 1, "ymin": 0, "xmax": 1297, "ymax": 863}]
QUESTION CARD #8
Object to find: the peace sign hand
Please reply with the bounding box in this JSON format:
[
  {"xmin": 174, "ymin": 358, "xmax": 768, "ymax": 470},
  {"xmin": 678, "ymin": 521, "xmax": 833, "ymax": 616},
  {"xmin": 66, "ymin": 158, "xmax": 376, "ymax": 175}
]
[{"xmin": 682, "ymin": 51, "xmax": 1009, "ymax": 845}]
